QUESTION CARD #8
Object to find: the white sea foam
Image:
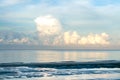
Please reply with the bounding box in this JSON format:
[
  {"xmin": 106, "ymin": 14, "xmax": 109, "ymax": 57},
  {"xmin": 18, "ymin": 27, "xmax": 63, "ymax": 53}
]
[{"xmin": 0, "ymin": 67, "xmax": 120, "ymax": 79}]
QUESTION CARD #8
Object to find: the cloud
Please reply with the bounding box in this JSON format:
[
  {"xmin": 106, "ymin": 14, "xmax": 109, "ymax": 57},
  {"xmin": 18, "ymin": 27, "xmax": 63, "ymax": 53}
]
[
  {"xmin": 0, "ymin": 31, "xmax": 32, "ymax": 44},
  {"xmin": 34, "ymin": 15, "xmax": 110, "ymax": 46},
  {"xmin": 0, "ymin": 38, "xmax": 3, "ymax": 42},
  {"xmin": 1, "ymin": 0, "xmax": 120, "ymax": 36},
  {"xmin": 0, "ymin": 14, "xmax": 111, "ymax": 47},
  {"xmin": 53, "ymin": 31, "xmax": 110, "ymax": 46},
  {"xmin": 0, "ymin": 38, "xmax": 31, "ymax": 44},
  {"xmin": 79, "ymin": 33, "xmax": 109, "ymax": 45},
  {"xmin": 0, "ymin": 0, "xmax": 27, "ymax": 7},
  {"xmin": 12, "ymin": 38, "xmax": 29, "ymax": 44},
  {"xmin": 34, "ymin": 15, "xmax": 62, "ymax": 36}
]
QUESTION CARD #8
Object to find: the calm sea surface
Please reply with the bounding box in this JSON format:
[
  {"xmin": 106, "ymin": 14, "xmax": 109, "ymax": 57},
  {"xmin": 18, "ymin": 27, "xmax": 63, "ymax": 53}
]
[{"xmin": 0, "ymin": 50, "xmax": 120, "ymax": 63}]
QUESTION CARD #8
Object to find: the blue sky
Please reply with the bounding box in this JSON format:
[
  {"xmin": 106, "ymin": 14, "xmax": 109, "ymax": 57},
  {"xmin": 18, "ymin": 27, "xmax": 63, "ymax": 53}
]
[{"xmin": 0, "ymin": 0, "xmax": 120, "ymax": 48}]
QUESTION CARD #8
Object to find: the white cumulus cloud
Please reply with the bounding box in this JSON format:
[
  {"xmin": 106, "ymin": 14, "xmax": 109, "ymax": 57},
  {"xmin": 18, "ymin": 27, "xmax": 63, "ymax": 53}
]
[
  {"xmin": 35, "ymin": 15, "xmax": 110, "ymax": 46},
  {"xmin": 34, "ymin": 15, "xmax": 62, "ymax": 36},
  {"xmin": 53, "ymin": 31, "xmax": 110, "ymax": 46}
]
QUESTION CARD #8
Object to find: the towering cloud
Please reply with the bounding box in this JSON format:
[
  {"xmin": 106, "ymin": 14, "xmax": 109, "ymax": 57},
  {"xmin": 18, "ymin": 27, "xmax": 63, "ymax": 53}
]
[
  {"xmin": 35, "ymin": 15, "xmax": 110, "ymax": 46},
  {"xmin": 34, "ymin": 15, "xmax": 62, "ymax": 36}
]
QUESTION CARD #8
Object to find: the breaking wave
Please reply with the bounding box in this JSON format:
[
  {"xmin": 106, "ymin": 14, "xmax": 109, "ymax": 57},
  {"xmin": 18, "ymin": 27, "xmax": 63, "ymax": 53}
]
[{"xmin": 0, "ymin": 60, "xmax": 120, "ymax": 79}]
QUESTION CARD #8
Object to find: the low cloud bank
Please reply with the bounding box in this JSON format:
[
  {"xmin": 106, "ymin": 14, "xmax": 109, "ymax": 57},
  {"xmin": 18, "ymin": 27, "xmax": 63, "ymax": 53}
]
[{"xmin": 54, "ymin": 31, "xmax": 109, "ymax": 46}]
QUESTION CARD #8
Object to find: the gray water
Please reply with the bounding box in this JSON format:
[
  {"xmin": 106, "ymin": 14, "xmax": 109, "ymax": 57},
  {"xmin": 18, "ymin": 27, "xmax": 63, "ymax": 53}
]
[{"xmin": 0, "ymin": 50, "xmax": 120, "ymax": 63}]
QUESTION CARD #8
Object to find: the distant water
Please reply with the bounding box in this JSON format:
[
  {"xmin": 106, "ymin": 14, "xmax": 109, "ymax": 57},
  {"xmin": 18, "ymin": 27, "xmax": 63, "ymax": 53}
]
[
  {"xmin": 0, "ymin": 50, "xmax": 120, "ymax": 63},
  {"xmin": 0, "ymin": 50, "xmax": 120, "ymax": 79}
]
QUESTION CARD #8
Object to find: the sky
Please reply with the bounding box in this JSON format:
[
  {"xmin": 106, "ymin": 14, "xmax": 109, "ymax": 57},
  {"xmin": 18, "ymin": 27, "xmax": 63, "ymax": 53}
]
[{"xmin": 0, "ymin": 0, "xmax": 120, "ymax": 49}]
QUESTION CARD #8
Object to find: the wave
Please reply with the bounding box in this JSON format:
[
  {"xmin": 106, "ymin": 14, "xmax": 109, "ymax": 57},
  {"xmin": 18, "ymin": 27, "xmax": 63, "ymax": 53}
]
[
  {"xmin": 0, "ymin": 60, "xmax": 120, "ymax": 79},
  {"xmin": 0, "ymin": 67, "xmax": 120, "ymax": 79},
  {"xmin": 0, "ymin": 60, "xmax": 120, "ymax": 69}
]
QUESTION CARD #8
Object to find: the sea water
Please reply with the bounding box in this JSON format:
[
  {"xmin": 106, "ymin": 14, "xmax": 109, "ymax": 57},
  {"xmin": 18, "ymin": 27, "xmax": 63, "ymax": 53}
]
[{"xmin": 0, "ymin": 50, "xmax": 120, "ymax": 80}]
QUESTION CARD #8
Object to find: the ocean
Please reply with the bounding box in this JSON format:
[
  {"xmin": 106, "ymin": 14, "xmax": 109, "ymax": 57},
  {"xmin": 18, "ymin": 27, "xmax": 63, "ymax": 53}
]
[{"xmin": 0, "ymin": 50, "xmax": 120, "ymax": 80}]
